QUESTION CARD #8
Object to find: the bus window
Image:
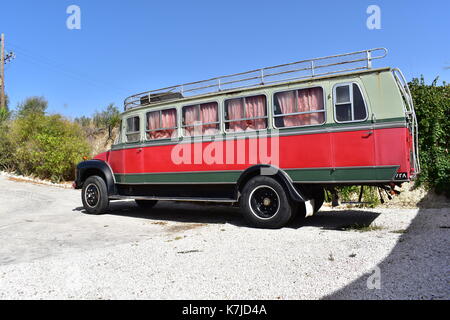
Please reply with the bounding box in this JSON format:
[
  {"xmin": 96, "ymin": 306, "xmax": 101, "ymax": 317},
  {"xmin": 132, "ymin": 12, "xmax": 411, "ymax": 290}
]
[
  {"xmin": 126, "ymin": 116, "xmax": 140, "ymax": 142},
  {"xmin": 225, "ymin": 95, "xmax": 267, "ymax": 132},
  {"xmin": 146, "ymin": 108, "xmax": 178, "ymax": 140},
  {"xmin": 273, "ymin": 87, "xmax": 325, "ymax": 128},
  {"xmin": 114, "ymin": 120, "xmax": 122, "ymax": 145},
  {"xmin": 182, "ymin": 102, "xmax": 219, "ymax": 136},
  {"xmin": 334, "ymin": 83, "xmax": 367, "ymax": 123}
]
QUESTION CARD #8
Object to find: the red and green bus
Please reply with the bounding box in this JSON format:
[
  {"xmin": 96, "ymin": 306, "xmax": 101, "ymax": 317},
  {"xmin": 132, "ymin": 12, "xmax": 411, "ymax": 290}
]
[{"xmin": 74, "ymin": 48, "xmax": 420, "ymax": 228}]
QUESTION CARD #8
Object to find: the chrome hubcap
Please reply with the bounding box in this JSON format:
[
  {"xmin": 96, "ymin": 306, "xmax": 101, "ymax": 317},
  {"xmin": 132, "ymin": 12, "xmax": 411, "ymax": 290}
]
[{"xmin": 249, "ymin": 186, "xmax": 280, "ymax": 220}]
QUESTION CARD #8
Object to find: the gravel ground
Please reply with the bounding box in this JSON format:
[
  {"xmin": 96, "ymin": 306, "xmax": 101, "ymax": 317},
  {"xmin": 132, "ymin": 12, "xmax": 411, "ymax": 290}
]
[{"xmin": 0, "ymin": 175, "xmax": 448, "ymax": 300}]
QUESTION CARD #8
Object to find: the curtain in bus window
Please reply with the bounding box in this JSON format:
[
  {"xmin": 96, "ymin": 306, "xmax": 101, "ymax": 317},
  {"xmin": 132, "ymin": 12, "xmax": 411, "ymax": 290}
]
[
  {"xmin": 200, "ymin": 103, "xmax": 219, "ymax": 135},
  {"xmin": 310, "ymin": 87, "xmax": 325, "ymax": 124},
  {"xmin": 183, "ymin": 105, "xmax": 199, "ymax": 136},
  {"xmin": 297, "ymin": 89, "xmax": 312, "ymax": 125},
  {"xmin": 161, "ymin": 109, "xmax": 177, "ymax": 139},
  {"xmin": 297, "ymin": 87, "xmax": 324, "ymax": 125},
  {"xmin": 226, "ymin": 98, "xmax": 246, "ymax": 132},
  {"xmin": 276, "ymin": 90, "xmax": 301, "ymax": 127},
  {"xmin": 245, "ymin": 95, "xmax": 266, "ymax": 130},
  {"xmin": 147, "ymin": 111, "xmax": 160, "ymax": 140}
]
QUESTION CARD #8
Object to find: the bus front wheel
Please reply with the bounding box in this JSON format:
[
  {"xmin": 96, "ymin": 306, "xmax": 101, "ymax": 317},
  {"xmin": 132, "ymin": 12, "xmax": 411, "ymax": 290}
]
[
  {"xmin": 241, "ymin": 176, "xmax": 295, "ymax": 229},
  {"xmin": 81, "ymin": 175, "xmax": 109, "ymax": 215}
]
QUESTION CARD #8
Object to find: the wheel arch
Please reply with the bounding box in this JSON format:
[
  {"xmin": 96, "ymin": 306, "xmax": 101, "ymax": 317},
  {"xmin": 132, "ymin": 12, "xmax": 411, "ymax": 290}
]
[
  {"xmin": 75, "ymin": 160, "xmax": 116, "ymax": 195},
  {"xmin": 236, "ymin": 165, "xmax": 307, "ymax": 202}
]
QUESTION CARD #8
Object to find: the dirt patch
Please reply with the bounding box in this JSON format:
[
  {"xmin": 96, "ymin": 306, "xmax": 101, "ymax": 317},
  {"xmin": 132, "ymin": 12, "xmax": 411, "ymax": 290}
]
[
  {"xmin": 325, "ymin": 182, "xmax": 449, "ymax": 210},
  {"xmin": 151, "ymin": 221, "xmax": 168, "ymax": 226},
  {"xmin": 165, "ymin": 223, "xmax": 207, "ymax": 234},
  {"xmin": 177, "ymin": 250, "xmax": 202, "ymax": 254},
  {"xmin": 8, "ymin": 176, "xmax": 49, "ymax": 185},
  {"xmin": 4, "ymin": 174, "xmax": 72, "ymax": 189},
  {"xmin": 379, "ymin": 182, "xmax": 449, "ymax": 209}
]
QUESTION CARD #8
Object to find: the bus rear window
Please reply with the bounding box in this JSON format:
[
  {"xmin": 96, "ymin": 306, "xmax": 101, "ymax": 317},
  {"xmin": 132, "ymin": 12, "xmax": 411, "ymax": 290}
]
[{"xmin": 334, "ymin": 83, "xmax": 367, "ymax": 122}]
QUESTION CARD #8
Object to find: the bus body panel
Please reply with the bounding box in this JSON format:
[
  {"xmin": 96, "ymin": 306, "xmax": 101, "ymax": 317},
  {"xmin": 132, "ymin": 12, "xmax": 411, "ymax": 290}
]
[{"xmin": 103, "ymin": 126, "xmax": 409, "ymax": 184}]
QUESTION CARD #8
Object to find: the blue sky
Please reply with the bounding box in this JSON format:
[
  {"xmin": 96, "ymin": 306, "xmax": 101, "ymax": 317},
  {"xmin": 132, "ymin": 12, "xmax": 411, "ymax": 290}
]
[{"xmin": 1, "ymin": 0, "xmax": 449, "ymax": 118}]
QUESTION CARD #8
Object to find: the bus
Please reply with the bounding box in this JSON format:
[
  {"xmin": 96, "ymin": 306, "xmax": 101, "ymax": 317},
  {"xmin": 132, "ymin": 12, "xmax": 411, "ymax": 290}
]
[{"xmin": 74, "ymin": 48, "xmax": 420, "ymax": 229}]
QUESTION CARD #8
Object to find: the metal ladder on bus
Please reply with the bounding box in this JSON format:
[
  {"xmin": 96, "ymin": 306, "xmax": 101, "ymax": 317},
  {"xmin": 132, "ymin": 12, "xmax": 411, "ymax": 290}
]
[{"xmin": 392, "ymin": 68, "xmax": 421, "ymax": 177}]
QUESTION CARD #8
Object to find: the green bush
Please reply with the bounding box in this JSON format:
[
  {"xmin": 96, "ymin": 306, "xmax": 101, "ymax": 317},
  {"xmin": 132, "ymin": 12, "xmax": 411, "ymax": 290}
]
[
  {"xmin": 0, "ymin": 121, "xmax": 14, "ymax": 171},
  {"xmin": 7, "ymin": 113, "xmax": 91, "ymax": 182},
  {"xmin": 410, "ymin": 77, "xmax": 449, "ymax": 196},
  {"xmin": 0, "ymin": 95, "xmax": 11, "ymax": 123},
  {"xmin": 0, "ymin": 107, "xmax": 10, "ymax": 123},
  {"xmin": 0, "ymin": 97, "xmax": 92, "ymax": 182},
  {"xmin": 335, "ymin": 186, "xmax": 380, "ymax": 208}
]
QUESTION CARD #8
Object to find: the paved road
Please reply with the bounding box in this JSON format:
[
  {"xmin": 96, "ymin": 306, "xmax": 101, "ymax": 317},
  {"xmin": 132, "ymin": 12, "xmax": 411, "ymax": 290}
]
[{"xmin": 0, "ymin": 175, "xmax": 448, "ymax": 299}]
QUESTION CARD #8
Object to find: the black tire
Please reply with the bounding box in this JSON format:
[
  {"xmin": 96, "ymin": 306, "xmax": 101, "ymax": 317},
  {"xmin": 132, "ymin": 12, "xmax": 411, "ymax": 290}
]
[
  {"xmin": 135, "ymin": 200, "xmax": 158, "ymax": 209},
  {"xmin": 241, "ymin": 176, "xmax": 295, "ymax": 229},
  {"xmin": 81, "ymin": 175, "xmax": 109, "ymax": 215}
]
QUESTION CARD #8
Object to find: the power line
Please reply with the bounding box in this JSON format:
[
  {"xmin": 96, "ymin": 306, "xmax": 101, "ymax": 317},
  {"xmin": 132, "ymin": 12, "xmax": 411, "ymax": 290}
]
[{"xmin": 7, "ymin": 41, "xmax": 129, "ymax": 95}]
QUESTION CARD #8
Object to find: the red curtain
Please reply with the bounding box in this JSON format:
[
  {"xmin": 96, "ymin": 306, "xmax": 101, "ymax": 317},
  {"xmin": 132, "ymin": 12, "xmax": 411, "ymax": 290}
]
[
  {"xmin": 277, "ymin": 87, "xmax": 324, "ymax": 127},
  {"xmin": 161, "ymin": 109, "xmax": 177, "ymax": 138},
  {"xmin": 276, "ymin": 91, "xmax": 299, "ymax": 127},
  {"xmin": 183, "ymin": 106, "xmax": 199, "ymax": 136},
  {"xmin": 200, "ymin": 103, "xmax": 219, "ymax": 135},
  {"xmin": 147, "ymin": 111, "xmax": 160, "ymax": 140},
  {"xmin": 227, "ymin": 96, "xmax": 266, "ymax": 132},
  {"xmin": 226, "ymin": 99, "xmax": 246, "ymax": 132},
  {"xmin": 184, "ymin": 103, "xmax": 219, "ymax": 136},
  {"xmin": 147, "ymin": 109, "xmax": 177, "ymax": 140},
  {"xmin": 245, "ymin": 95, "xmax": 266, "ymax": 130}
]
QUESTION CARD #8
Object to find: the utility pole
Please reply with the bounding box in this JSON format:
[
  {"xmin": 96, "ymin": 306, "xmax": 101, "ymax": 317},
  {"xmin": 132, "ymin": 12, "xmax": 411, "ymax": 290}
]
[
  {"xmin": 0, "ymin": 33, "xmax": 5, "ymax": 110},
  {"xmin": 0, "ymin": 34, "xmax": 14, "ymax": 110}
]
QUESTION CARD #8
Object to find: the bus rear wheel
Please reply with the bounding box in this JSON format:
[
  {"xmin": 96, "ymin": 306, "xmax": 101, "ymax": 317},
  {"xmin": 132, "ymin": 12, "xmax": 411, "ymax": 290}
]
[{"xmin": 241, "ymin": 176, "xmax": 295, "ymax": 229}]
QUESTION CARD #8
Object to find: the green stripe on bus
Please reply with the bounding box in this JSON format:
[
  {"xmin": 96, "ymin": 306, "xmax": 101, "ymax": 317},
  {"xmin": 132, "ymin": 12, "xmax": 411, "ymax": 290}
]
[
  {"xmin": 115, "ymin": 171, "xmax": 242, "ymax": 184},
  {"xmin": 285, "ymin": 166, "xmax": 398, "ymax": 182},
  {"xmin": 114, "ymin": 166, "xmax": 398, "ymax": 184}
]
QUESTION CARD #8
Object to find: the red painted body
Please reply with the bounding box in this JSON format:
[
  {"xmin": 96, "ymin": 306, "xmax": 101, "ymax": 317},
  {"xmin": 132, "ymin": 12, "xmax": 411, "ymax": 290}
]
[{"xmin": 95, "ymin": 127, "xmax": 413, "ymax": 179}]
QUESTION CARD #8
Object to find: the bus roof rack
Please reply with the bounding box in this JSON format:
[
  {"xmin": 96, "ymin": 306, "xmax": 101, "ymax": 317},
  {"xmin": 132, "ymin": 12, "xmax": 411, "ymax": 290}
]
[{"xmin": 124, "ymin": 48, "xmax": 388, "ymax": 111}]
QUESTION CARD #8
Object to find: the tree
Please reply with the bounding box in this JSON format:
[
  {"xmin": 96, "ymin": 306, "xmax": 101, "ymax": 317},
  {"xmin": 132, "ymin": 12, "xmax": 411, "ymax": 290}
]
[
  {"xmin": 16, "ymin": 96, "xmax": 48, "ymax": 118},
  {"xmin": 74, "ymin": 116, "xmax": 93, "ymax": 128},
  {"xmin": 93, "ymin": 103, "xmax": 121, "ymax": 141},
  {"xmin": 409, "ymin": 76, "xmax": 449, "ymax": 196}
]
